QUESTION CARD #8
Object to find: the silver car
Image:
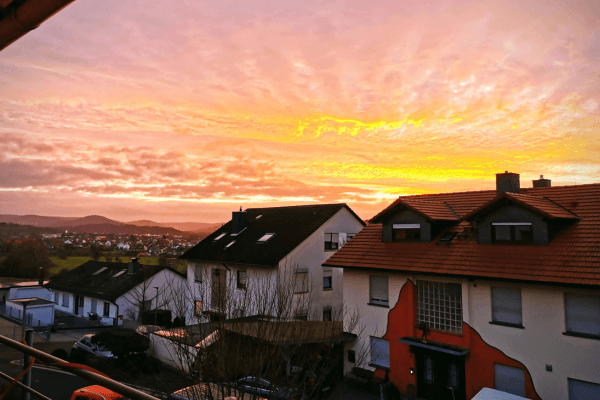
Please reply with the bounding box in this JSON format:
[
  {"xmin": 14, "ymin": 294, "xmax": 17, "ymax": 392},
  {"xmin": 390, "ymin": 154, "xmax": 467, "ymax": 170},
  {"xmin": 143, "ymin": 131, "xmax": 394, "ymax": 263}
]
[{"xmin": 71, "ymin": 334, "xmax": 118, "ymax": 359}]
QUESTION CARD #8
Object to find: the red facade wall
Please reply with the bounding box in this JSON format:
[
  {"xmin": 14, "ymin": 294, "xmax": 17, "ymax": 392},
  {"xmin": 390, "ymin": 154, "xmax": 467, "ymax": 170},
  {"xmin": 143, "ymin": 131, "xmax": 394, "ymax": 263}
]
[{"xmin": 374, "ymin": 280, "xmax": 540, "ymax": 399}]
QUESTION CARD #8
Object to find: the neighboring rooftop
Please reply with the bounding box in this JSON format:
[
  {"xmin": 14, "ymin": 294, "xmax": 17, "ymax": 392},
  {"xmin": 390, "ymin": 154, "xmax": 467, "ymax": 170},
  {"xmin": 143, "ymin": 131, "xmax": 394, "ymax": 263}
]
[
  {"xmin": 180, "ymin": 203, "xmax": 365, "ymax": 267},
  {"xmin": 0, "ymin": 278, "xmax": 49, "ymax": 289},
  {"xmin": 45, "ymin": 260, "xmax": 181, "ymax": 301},
  {"xmin": 324, "ymin": 182, "xmax": 600, "ymax": 287}
]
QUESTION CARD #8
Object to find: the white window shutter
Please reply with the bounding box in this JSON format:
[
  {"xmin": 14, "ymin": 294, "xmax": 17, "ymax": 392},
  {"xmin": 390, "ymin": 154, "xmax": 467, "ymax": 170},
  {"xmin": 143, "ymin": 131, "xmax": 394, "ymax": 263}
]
[
  {"xmin": 565, "ymin": 295, "xmax": 600, "ymax": 335},
  {"xmin": 492, "ymin": 287, "xmax": 522, "ymax": 325},
  {"xmin": 569, "ymin": 378, "xmax": 600, "ymax": 400},
  {"xmin": 339, "ymin": 232, "xmax": 347, "ymax": 247}
]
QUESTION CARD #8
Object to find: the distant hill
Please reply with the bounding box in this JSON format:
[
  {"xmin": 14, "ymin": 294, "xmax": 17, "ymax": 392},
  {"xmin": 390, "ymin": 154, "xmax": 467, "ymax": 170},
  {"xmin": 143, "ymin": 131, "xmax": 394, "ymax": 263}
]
[
  {"xmin": 0, "ymin": 214, "xmax": 223, "ymax": 236},
  {"xmin": 127, "ymin": 220, "xmax": 223, "ymax": 232},
  {"xmin": 0, "ymin": 222, "xmax": 62, "ymax": 239}
]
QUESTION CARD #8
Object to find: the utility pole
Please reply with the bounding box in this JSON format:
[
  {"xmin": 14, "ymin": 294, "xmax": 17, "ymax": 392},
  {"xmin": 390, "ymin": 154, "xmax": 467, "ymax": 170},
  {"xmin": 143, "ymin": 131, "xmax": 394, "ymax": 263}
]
[
  {"xmin": 154, "ymin": 287, "xmax": 159, "ymax": 326},
  {"xmin": 23, "ymin": 329, "xmax": 33, "ymax": 400}
]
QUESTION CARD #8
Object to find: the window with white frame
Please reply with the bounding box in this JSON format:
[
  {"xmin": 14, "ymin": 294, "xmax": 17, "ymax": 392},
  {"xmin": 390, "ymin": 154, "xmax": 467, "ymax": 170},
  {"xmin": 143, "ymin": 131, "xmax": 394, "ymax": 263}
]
[
  {"xmin": 370, "ymin": 337, "xmax": 390, "ymax": 369},
  {"xmin": 564, "ymin": 294, "xmax": 600, "ymax": 337},
  {"xmin": 103, "ymin": 302, "xmax": 110, "ymax": 317},
  {"xmin": 369, "ymin": 276, "xmax": 388, "ymax": 306},
  {"xmin": 195, "ymin": 265, "xmax": 203, "ymax": 283},
  {"xmin": 494, "ymin": 364, "xmax": 525, "ymax": 397},
  {"xmin": 62, "ymin": 293, "xmax": 69, "ymax": 307},
  {"xmin": 492, "ymin": 223, "xmax": 532, "ymax": 244},
  {"xmin": 392, "ymin": 224, "xmax": 421, "ymax": 242},
  {"xmin": 194, "ymin": 300, "xmax": 203, "ymax": 317},
  {"xmin": 294, "ymin": 271, "xmax": 308, "ymax": 294},
  {"xmin": 323, "ymin": 269, "xmax": 332, "ymax": 290},
  {"xmin": 568, "ymin": 378, "xmax": 600, "ymax": 400},
  {"xmin": 491, "ymin": 287, "xmax": 523, "ymax": 326},
  {"xmin": 323, "ymin": 308, "xmax": 332, "ymax": 321},
  {"xmin": 417, "ymin": 280, "xmax": 463, "ymax": 333},
  {"xmin": 324, "ymin": 233, "xmax": 339, "ymax": 251},
  {"xmin": 54, "ymin": 293, "xmax": 59, "ymax": 305}
]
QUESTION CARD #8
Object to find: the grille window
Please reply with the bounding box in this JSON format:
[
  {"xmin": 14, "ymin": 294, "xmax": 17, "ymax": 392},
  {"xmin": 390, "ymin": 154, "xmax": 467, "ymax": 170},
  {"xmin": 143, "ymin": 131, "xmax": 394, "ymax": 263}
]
[{"xmin": 417, "ymin": 280, "xmax": 463, "ymax": 334}]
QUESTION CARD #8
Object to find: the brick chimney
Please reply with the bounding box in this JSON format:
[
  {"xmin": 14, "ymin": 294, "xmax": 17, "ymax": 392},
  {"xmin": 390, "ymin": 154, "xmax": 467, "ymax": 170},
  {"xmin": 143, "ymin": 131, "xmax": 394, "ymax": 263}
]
[
  {"xmin": 496, "ymin": 171, "xmax": 520, "ymax": 195},
  {"xmin": 128, "ymin": 257, "xmax": 140, "ymax": 274},
  {"xmin": 532, "ymin": 175, "xmax": 551, "ymax": 188},
  {"xmin": 232, "ymin": 207, "xmax": 247, "ymax": 234}
]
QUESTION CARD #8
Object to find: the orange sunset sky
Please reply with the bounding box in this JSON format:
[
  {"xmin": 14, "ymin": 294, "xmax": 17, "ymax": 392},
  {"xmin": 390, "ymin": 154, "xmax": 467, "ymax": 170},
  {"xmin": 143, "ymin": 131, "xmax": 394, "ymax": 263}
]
[{"xmin": 1, "ymin": 0, "xmax": 599, "ymax": 223}]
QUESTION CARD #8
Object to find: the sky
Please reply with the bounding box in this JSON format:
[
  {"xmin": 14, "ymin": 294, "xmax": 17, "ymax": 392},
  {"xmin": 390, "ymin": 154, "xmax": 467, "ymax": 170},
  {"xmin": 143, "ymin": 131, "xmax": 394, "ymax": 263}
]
[{"xmin": 1, "ymin": 0, "xmax": 599, "ymax": 223}]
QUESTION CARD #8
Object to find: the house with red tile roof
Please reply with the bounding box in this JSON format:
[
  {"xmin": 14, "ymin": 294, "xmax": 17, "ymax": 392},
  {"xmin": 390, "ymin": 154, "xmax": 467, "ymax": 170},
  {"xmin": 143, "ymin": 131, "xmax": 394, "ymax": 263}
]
[{"xmin": 324, "ymin": 172, "xmax": 600, "ymax": 400}]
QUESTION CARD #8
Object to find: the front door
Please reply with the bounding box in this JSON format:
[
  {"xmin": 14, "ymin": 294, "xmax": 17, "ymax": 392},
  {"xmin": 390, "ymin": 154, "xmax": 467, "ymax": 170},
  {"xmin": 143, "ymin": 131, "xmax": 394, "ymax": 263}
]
[
  {"xmin": 74, "ymin": 295, "xmax": 80, "ymax": 315},
  {"xmin": 416, "ymin": 349, "xmax": 466, "ymax": 400}
]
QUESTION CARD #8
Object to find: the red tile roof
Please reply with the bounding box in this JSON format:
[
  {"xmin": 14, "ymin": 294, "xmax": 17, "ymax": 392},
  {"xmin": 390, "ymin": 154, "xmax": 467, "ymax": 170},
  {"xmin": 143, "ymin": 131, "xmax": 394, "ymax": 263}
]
[
  {"xmin": 372, "ymin": 198, "xmax": 459, "ymax": 222},
  {"xmin": 324, "ymin": 183, "xmax": 600, "ymax": 287},
  {"xmin": 465, "ymin": 192, "xmax": 580, "ymax": 221}
]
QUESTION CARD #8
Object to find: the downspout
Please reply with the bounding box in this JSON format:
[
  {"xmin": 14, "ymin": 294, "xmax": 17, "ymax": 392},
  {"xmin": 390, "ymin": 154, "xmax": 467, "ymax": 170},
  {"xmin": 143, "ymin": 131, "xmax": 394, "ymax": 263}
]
[{"xmin": 0, "ymin": 0, "xmax": 77, "ymax": 51}]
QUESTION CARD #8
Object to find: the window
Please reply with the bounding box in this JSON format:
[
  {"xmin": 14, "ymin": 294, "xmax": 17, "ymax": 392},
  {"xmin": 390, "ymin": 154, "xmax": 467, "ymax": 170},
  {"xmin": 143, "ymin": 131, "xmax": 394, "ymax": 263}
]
[
  {"xmin": 494, "ymin": 364, "xmax": 525, "ymax": 397},
  {"xmin": 194, "ymin": 300, "xmax": 203, "ymax": 317},
  {"xmin": 564, "ymin": 294, "xmax": 600, "ymax": 338},
  {"xmin": 62, "ymin": 294, "xmax": 69, "ymax": 307},
  {"xmin": 323, "ymin": 308, "xmax": 332, "ymax": 321},
  {"xmin": 195, "ymin": 266, "xmax": 203, "ymax": 283},
  {"xmin": 491, "ymin": 287, "xmax": 523, "ymax": 327},
  {"xmin": 294, "ymin": 272, "xmax": 308, "ymax": 294},
  {"xmin": 103, "ymin": 302, "xmax": 110, "ymax": 317},
  {"xmin": 324, "ymin": 233, "xmax": 339, "ymax": 251},
  {"xmin": 568, "ymin": 378, "xmax": 600, "ymax": 400},
  {"xmin": 392, "ymin": 224, "xmax": 421, "ymax": 242},
  {"xmin": 295, "ymin": 313, "xmax": 308, "ymax": 321},
  {"xmin": 93, "ymin": 267, "xmax": 108, "ymax": 276},
  {"xmin": 112, "ymin": 269, "xmax": 127, "ymax": 278},
  {"xmin": 78, "ymin": 296, "xmax": 84, "ymax": 307},
  {"xmin": 234, "ymin": 308, "xmax": 245, "ymax": 318},
  {"xmin": 323, "ymin": 276, "xmax": 332, "ymax": 290},
  {"xmin": 54, "ymin": 293, "xmax": 59, "ymax": 305},
  {"xmin": 370, "ymin": 337, "xmax": 389, "ymax": 369},
  {"xmin": 417, "ymin": 280, "xmax": 463, "ymax": 334},
  {"xmin": 492, "ymin": 223, "xmax": 532, "ymax": 244},
  {"xmin": 213, "ymin": 233, "xmax": 226, "ymax": 241},
  {"xmin": 257, "ymin": 233, "xmax": 275, "ymax": 243},
  {"xmin": 237, "ymin": 270, "xmax": 247, "ymax": 289},
  {"xmin": 224, "ymin": 240, "xmax": 235, "ymax": 249},
  {"xmin": 369, "ymin": 276, "xmax": 389, "ymax": 307}
]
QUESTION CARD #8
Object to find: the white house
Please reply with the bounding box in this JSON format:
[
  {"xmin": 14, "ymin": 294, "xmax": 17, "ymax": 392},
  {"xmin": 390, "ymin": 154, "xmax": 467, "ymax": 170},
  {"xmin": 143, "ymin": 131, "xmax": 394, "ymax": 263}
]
[
  {"xmin": 324, "ymin": 173, "xmax": 600, "ymax": 400},
  {"xmin": 180, "ymin": 204, "xmax": 365, "ymax": 325},
  {"xmin": 46, "ymin": 258, "xmax": 187, "ymax": 327}
]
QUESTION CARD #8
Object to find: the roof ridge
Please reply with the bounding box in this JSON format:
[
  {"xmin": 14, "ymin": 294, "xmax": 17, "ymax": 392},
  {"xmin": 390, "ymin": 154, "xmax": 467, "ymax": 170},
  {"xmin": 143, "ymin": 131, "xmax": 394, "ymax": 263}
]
[
  {"xmin": 543, "ymin": 196, "xmax": 581, "ymax": 219},
  {"xmin": 246, "ymin": 203, "xmax": 346, "ymax": 211}
]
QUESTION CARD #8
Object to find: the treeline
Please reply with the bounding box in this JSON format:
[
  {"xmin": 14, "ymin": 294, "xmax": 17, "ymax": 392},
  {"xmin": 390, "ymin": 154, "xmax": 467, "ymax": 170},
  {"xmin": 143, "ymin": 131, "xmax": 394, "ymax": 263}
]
[{"xmin": 0, "ymin": 240, "xmax": 55, "ymax": 279}]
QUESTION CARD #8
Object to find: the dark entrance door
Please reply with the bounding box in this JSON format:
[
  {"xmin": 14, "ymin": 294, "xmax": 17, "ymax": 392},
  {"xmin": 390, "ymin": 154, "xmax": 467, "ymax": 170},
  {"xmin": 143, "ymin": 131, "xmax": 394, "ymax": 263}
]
[
  {"xmin": 74, "ymin": 295, "xmax": 80, "ymax": 315},
  {"xmin": 415, "ymin": 348, "xmax": 466, "ymax": 400}
]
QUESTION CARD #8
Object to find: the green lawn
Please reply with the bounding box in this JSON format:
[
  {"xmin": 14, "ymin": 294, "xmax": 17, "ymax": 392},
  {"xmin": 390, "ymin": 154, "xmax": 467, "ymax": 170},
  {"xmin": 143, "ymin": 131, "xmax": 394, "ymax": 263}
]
[{"xmin": 49, "ymin": 256, "xmax": 160, "ymax": 276}]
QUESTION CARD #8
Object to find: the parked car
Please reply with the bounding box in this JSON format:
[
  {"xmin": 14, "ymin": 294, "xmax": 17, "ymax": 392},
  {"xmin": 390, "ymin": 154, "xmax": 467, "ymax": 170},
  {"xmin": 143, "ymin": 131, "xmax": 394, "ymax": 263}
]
[
  {"xmin": 70, "ymin": 385, "xmax": 129, "ymax": 400},
  {"xmin": 227, "ymin": 376, "xmax": 299, "ymax": 400},
  {"xmin": 71, "ymin": 334, "xmax": 118, "ymax": 361}
]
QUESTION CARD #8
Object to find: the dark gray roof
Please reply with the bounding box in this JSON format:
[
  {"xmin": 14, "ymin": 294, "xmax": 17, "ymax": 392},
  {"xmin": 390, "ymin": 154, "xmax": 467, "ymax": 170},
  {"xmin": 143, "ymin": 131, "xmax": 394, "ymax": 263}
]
[
  {"xmin": 180, "ymin": 203, "xmax": 365, "ymax": 266},
  {"xmin": 45, "ymin": 261, "xmax": 177, "ymax": 302}
]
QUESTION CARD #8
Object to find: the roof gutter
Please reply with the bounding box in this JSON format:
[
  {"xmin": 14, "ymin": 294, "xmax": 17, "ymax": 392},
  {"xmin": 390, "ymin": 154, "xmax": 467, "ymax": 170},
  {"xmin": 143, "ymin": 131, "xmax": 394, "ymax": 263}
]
[{"xmin": 0, "ymin": 0, "xmax": 77, "ymax": 51}]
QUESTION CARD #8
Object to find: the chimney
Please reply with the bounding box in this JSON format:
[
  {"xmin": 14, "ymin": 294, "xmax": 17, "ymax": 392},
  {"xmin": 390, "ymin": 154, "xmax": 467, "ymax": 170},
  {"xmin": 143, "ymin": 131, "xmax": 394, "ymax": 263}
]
[
  {"xmin": 532, "ymin": 175, "xmax": 551, "ymax": 188},
  {"xmin": 38, "ymin": 267, "xmax": 43, "ymax": 286},
  {"xmin": 128, "ymin": 257, "xmax": 140, "ymax": 274},
  {"xmin": 231, "ymin": 207, "xmax": 247, "ymax": 234},
  {"xmin": 496, "ymin": 171, "xmax": 520, "ymax": 195}
]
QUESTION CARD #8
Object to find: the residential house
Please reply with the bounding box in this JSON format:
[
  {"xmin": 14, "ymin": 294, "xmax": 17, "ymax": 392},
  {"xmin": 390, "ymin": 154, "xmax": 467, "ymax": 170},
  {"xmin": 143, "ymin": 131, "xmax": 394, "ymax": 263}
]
[
  {"xmin": 324, "ymin": 172, "xmax": 600, "ymax": 400},
  {"xmin": 45, "ymin": 258, "xmax": 186, "ymax": 327},
  {"xmin": 180, "ymin": 204, "xmax": 365, "ymax": 324}
]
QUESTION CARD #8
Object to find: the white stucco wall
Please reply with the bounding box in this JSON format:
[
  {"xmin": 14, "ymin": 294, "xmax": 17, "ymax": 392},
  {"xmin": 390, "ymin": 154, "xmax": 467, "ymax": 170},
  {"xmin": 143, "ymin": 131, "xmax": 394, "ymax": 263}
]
[
  {"xmin": 7, "ymin": 301, "xmax": 54, "ymax": 325},
  {"xmin": 8, "ymin": 287, "xmax": 52, "ymax": 300},
  {"xmin": 343, "ymin": 268, "xmax": 600, "ymax": 400},
  {"xmin": 116, "ymin": 268, "xmax": 187, "ymax": 324}
]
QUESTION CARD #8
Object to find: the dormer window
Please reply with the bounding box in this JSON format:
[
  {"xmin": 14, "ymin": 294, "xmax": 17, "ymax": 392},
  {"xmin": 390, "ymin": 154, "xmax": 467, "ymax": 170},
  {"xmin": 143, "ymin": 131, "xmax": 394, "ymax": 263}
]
[
  {"xmin": 492, "ymin": 223, "xmax": 532, "ymax": 244},
  {"xmin": 392, "ymin": 224, "xmax": 421, "ymax": 242},
  {"xmin": 213, "ymin": 233, "xmax": 226, "ymax": 241}
]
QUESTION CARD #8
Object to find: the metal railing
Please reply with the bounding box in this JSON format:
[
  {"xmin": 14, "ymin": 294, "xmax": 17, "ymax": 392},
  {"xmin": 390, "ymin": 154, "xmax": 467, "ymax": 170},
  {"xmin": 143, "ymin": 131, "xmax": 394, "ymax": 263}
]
[{"xmin": 0, "ymin": 333, "xmax": 163, "ymax": 400}]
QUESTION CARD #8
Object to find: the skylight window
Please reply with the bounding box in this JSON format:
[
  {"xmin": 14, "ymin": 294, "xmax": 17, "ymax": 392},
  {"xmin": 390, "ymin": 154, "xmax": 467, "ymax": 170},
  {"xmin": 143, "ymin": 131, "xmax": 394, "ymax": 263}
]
[
  {"xmin": 255, "ymin": 215, "xmax": 263, "ymax": 220},
  {"xmin": 257, "ymin": 233, "xmax": 275, "ymax": 243},
  {"xmin": 112, "ymin": 269, "xmax": 127, "ymax": 278},
  {"xmin": 225, "ymin": 240, "xmax": 236, "ymax": 249},
  {"xmin": 213, "ymin": 233, "xmax": 227, "ymax": 241},
  {"xmin": 93, "ymin": 267, "xmax": 108, "ymax": 276},
  {"xmin": 439, "ymin": 232, "xmax": 457, "ymax": 242}
]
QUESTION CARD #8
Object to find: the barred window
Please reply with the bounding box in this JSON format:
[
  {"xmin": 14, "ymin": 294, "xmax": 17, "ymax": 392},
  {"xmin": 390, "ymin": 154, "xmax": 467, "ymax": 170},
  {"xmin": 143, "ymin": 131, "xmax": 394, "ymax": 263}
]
[{"xmin": 417, "ymin": 280, "xmax": 463, "ymax": 334}]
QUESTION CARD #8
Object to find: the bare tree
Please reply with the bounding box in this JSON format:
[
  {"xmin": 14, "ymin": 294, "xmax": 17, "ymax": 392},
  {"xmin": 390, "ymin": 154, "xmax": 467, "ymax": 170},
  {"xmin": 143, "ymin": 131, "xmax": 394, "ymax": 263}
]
[{"xmin": 149, "ymin": 262, "xmax": 369, "ymax": 400}]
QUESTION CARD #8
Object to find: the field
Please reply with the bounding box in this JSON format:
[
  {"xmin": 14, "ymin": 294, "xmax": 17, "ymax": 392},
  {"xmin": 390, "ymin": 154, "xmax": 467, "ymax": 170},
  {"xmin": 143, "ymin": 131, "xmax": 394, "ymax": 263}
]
[{"xmin": 48, "ymin": 256, "xmax": 160, "ymax": 276}]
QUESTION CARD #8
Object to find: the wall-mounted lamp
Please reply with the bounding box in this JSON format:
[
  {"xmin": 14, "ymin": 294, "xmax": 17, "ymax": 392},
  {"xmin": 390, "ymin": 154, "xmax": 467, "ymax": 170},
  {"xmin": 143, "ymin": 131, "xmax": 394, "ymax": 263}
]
[{"xmin": 410, "ymin": 368, "xmax": 414, "ymax": 375}]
